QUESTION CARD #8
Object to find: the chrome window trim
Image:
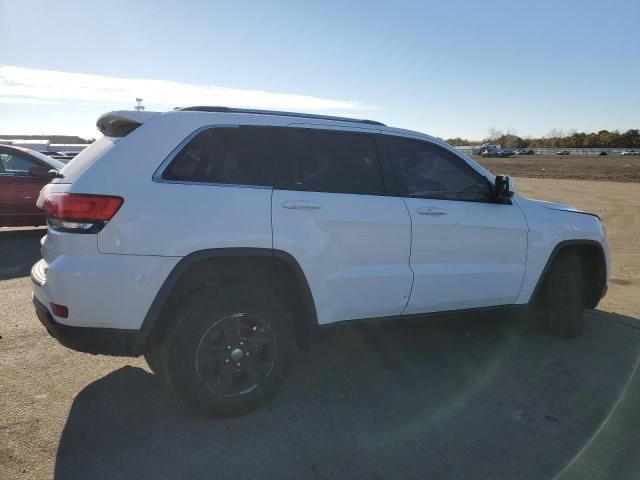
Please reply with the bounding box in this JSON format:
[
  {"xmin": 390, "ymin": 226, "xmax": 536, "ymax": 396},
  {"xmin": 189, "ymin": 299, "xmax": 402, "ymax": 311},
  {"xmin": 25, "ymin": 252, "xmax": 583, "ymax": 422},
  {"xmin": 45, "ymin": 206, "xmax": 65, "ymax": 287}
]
[{"xmin": 152, "ymin": 124, "xmax": 273, "ymax": 190}]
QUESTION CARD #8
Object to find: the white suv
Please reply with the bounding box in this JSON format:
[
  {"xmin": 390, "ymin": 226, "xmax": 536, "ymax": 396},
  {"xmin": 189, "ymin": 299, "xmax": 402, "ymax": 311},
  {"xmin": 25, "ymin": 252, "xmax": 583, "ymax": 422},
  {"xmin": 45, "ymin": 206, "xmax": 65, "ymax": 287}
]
[{"xmin": 31, "ymin": 107, "xmax": 609, "ymax": 416}]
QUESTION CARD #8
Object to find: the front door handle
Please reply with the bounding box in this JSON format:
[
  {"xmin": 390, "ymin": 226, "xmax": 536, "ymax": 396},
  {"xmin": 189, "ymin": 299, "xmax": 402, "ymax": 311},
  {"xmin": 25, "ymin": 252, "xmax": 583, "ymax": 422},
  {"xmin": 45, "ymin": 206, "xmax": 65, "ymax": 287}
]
[
  {"xmin": 282, "ymin": 200, "xmax": 322, "ymax": 210},
  {"xmin": 416, "ymin": 207, "xmax": 447, "ymax": 216}
]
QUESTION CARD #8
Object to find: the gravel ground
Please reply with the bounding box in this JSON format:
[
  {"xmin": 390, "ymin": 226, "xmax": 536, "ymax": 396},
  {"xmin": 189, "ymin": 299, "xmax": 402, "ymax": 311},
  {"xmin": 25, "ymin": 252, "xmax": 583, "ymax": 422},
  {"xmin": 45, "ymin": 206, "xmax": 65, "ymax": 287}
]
[{"xmin": 1, "ymin": 177, "xmax": 639, "ymax": 480}]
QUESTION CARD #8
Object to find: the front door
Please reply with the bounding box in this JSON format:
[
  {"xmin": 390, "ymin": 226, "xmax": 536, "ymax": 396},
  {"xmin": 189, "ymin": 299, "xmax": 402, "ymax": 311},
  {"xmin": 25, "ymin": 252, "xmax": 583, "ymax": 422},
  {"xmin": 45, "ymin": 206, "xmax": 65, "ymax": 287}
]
[{"xmin": 379, "ymin": 135, "xmax": 528, "ymax": 314}]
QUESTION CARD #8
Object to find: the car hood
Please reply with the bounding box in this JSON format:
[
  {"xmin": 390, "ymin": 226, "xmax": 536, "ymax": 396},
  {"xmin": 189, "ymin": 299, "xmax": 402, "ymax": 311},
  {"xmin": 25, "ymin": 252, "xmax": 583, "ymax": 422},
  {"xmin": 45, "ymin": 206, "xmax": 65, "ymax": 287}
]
[
  {"xmin": 524, "ymin": 197, "xmax": 601, "ymax": 218},
  {"xmin": 531, "ymin": 199, "xmax": 580, "ymax": 212}
]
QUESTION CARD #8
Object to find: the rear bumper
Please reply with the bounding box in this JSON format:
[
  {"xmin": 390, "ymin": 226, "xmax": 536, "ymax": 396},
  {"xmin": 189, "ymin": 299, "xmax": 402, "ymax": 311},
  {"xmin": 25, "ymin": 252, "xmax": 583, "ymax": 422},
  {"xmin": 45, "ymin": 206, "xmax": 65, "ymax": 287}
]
[
  {"xmin": 33, "ymin": 295, "xmax": 144, "ymax": 356},
  {"xmin": 32, "ymin": 228, "xmax": 180, "ymax": 331}
]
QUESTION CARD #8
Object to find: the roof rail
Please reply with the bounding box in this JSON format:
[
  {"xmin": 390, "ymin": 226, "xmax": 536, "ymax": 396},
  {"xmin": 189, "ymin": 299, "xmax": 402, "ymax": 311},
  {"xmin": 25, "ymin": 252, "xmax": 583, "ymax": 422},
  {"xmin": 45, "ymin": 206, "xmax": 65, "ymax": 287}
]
[{"xmin": 173, "ymin": 106, "xmax": 386, "ymax": 127}]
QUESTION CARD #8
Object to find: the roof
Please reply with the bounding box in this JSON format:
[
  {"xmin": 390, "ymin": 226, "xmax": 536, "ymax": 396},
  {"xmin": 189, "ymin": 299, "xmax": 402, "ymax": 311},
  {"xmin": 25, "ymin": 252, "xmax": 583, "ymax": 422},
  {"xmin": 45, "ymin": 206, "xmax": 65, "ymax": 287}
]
[{"xmin": 173, "ymin": 106, "xmax": 386, "ymax": 127}]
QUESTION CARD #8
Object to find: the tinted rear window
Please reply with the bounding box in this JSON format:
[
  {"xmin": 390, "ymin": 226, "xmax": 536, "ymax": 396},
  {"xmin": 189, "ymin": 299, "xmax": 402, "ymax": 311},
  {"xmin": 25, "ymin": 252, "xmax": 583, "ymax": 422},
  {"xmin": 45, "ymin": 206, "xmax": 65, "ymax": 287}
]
[
  {"xmin": 162, "ymin": 127, "xmax": 286, "ymax": 187},
  {"xmin": 278, "ymin": 129, "xmax": 384, "ymax": 195}
]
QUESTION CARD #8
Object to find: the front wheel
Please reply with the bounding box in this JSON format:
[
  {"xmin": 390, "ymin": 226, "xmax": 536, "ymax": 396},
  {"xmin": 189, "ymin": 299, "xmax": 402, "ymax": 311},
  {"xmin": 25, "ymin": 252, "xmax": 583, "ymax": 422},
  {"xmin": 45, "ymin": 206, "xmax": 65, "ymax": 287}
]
[
  {"xmin": 161, "ymin": 284, "xmax": 295, "ymax": 416},
  {"xmin": 537, "ymin": 250, "xmax": 585, "ymax": 338}
]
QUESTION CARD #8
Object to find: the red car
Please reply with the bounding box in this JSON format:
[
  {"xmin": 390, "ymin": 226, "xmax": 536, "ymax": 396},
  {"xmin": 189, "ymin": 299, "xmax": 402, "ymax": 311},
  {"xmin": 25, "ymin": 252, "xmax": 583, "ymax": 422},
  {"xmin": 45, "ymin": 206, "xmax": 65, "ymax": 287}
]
[{"xmin": 0, "ymin": 145, "xmax": 65, "ymax": 227}]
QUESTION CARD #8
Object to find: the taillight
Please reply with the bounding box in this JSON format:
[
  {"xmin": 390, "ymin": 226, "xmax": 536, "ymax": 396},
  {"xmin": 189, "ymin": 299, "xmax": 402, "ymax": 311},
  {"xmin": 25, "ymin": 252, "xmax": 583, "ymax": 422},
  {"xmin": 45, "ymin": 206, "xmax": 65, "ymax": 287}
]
[{"xmin": 42, "ymin": 193, "xmax": 123, "ymax": 233}]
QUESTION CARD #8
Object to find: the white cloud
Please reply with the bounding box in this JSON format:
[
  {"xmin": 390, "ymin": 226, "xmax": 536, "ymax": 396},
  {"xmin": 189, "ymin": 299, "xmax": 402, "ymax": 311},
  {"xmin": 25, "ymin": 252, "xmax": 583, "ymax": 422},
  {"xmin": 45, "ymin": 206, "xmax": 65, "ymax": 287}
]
[
  {"xmin": 0, "ymin": 65, "xmax": 365, "ymax": 112},
  {"xmin": 0, "ymin": 96, "xmax": 61, "ymax": 104}
]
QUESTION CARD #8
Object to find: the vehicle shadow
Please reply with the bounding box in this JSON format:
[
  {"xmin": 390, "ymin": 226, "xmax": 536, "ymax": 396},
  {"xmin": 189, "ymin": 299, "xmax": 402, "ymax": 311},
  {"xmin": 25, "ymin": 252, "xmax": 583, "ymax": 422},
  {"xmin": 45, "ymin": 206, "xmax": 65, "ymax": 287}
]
[
  {"xmin": 54, "ymin": 310, "xmax": 640, "ymax": 480},
  {"xmin": 0, "ymin": 227, "xmax": 45, "ymax": 280}
]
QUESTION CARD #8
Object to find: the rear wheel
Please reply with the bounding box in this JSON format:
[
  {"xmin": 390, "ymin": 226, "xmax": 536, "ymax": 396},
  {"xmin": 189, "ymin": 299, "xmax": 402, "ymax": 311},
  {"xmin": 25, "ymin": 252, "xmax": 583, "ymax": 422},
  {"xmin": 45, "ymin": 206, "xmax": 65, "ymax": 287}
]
[
  {"xmin": 160, "ymin": 283, "xmax": 295, "ymax": 416},
  {"xmin": 537, "ymin": 250, "xmax": 584, "ymax": 338}
]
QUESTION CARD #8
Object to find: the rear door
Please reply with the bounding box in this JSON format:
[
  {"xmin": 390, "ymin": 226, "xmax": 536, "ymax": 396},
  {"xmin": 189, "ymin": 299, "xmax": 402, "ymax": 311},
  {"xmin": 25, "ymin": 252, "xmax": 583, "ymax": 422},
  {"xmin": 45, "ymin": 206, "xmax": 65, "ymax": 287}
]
[
  {"xmin": 379, "ymin": 135, "xmax": 528, "ymax": 314},
  {"xmin": 105, "ymin": 125, "xmax": 281, "ymax": 256},
  {"xmin": 0, "ymin": 149, "xmax": 49, "ymax": 226},
  {"xmin": 272, "ymin": 127, "xmax": 413, "ymax": 325}
]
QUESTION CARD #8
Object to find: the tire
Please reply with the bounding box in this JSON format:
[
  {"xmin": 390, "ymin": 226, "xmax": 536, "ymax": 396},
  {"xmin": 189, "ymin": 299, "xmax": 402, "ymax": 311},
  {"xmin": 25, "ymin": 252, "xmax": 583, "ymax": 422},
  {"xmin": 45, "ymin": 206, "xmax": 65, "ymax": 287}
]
[
  {"xmin": 538, "ymin": 250, "xmax": 584, "ymax": 338},
  {"xmin": 160, "ymin": 283, "xmax": 295, "ymax": 416}
]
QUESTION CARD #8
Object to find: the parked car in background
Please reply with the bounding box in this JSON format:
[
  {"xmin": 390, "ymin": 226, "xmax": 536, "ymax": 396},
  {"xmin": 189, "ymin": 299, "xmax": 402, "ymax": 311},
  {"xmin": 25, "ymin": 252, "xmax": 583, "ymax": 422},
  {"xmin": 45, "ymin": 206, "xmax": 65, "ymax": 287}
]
[
  {"xmin": 481, "ymin": 150, "xmax": 498, "ymax": 157},
  {"xmin": 556, "ymin": 150, "xmax": 570, "ymax": 155},
  {"xmin": 481, "ymin": 143, "xmax": 498, "ymax": 151},
  {"xmin": 484, "ymin": 149, "xmax": 514, "ymax": 158},
  {"xmin": 0, "ymin": 145, "xmax": 64, "ymax": 227},
  {"xmin": 599, "ymin": 151, "xmax": 607, "ymax": 156},
  {"xmin": 515, "ymin": 148, "xmax": 534, "ymax": 155},
  {"xmin": 620, "ymin": 150, "xmax": 639, "ymax": 156},
  {"xmin": 478, "ymin": 143, "xmax": 499, "ymax": 156}
]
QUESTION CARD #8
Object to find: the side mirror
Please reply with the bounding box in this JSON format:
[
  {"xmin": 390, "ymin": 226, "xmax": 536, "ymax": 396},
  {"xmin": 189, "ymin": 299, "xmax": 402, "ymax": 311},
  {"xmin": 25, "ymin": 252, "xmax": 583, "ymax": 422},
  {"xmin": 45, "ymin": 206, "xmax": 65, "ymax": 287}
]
[
  {"xmin": 494, "ymin": 175, "xmax": 514, "ymax": 200},
  {"xmin": 28, "ymin": 165, "xmax": 52, "ymax": 177}
]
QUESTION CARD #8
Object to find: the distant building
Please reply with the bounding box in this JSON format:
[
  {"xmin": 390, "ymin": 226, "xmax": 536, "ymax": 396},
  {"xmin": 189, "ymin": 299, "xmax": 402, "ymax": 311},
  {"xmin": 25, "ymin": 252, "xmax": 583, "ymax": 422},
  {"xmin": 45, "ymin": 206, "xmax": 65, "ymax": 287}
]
[{"xmin": 0, "ymin": 138, "xmax": 88, "ymax": 154}]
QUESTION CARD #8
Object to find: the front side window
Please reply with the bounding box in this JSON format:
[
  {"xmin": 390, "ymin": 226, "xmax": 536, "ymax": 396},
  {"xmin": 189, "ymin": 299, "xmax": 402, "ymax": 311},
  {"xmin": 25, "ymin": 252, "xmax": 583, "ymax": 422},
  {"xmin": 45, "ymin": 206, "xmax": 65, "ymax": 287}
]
[
  {"xmin": 162, "ymin": 126, "xmax": 285, "ymax": 186},
  {"xmin": 278, "ymin": 129, "xmax": 384, "ymax": 195},
  {"xmin": 382, "ymin": 136, "xmax": 491, "ymax": 202},
  {"xmin": 0, "ymin": 153, "xmax": 38, "ymax": 175}
]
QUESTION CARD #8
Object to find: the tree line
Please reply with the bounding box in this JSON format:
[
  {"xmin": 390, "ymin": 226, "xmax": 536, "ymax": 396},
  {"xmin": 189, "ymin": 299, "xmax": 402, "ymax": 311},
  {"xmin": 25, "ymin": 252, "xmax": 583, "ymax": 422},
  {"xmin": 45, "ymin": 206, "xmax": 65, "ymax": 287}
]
[{"xmin": 447, "ymin": 128, "xmax": 640, "ymax": 149}]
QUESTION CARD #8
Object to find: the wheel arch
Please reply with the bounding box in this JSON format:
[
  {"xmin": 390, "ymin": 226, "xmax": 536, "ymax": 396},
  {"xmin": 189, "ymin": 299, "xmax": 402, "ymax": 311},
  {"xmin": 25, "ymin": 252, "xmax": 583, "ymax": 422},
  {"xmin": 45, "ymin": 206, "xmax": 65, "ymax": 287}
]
[
  {"xmin": 530, "ymin": 239, "xmax": 607, "ymax": 309},
  {"xmin": 137, "ymin": 248, "xmax": 318, "ymax": 352}
]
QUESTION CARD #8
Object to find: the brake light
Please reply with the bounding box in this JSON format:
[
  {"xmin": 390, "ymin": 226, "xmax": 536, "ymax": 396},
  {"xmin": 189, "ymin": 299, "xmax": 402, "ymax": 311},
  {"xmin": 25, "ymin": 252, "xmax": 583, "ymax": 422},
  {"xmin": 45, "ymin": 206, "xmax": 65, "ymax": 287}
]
[{"xmin": 42, "ymin": 193, "xmax": 123, "ymax": 233}]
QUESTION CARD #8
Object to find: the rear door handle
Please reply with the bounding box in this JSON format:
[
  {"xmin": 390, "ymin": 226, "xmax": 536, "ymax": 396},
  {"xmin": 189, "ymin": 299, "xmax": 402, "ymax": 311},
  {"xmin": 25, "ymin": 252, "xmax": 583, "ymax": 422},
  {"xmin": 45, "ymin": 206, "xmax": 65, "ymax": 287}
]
[
  {"xmin": 282, "ymin": 200, "xmax": 321, "ymax": 210},
  {"xmin": 416, "ymin": 207, "xmax": 447, "ymax": 216}
]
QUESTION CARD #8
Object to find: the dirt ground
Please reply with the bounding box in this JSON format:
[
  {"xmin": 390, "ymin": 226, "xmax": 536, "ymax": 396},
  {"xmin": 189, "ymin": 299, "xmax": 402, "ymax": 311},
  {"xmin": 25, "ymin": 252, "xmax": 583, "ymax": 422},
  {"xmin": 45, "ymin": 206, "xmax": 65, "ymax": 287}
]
[
  {"xmin": 476, "ymin": 155, "xmax": 640, "ymax": 183},
  {"xmin": 514, "ymin": 178, "xmax": 640, "ymax": 319},
  {"xmin": 1, "ymin": 177, "xmax": 639, "ymax": 479}
]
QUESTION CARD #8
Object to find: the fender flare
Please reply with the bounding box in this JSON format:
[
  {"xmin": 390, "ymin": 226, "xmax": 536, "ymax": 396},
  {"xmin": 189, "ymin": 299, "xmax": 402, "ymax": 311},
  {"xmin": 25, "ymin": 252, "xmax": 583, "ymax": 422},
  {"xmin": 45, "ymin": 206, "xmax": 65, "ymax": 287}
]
[
  {"xmin": 136, "ymin": 248, "xmax": 317, "ymax": 351},
  {"xmin": 528, "ymin": 239, "xmax": 607, "ymax": 304}
]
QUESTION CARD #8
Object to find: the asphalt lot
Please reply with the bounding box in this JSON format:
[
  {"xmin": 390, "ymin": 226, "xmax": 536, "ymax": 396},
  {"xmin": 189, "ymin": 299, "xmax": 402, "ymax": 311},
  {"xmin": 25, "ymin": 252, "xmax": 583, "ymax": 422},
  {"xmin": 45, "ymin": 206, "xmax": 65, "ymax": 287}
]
[{"xmin": 1, "ymin": 177, "xmax": 640, "ymax": 480}]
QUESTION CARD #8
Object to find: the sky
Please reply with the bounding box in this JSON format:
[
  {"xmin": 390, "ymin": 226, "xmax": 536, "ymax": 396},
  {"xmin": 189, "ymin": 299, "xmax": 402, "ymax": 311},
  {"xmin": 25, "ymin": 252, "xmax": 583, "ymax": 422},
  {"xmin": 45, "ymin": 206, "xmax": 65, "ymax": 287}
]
[{"xmin": 0, "ymin": 0, "xmax": 638, "ymax": 140}]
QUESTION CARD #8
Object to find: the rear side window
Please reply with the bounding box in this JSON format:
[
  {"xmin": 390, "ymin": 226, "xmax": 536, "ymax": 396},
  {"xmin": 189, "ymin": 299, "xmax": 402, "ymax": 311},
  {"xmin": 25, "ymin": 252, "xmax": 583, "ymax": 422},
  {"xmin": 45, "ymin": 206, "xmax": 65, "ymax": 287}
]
[
  {"xmin": 0, "ymin": 153, "xmax": 39, "ymax": 175},
  {"xmin": 162, "ymin": 127, "xmax": 285, "ymax": 186},
  {"xmin": 278, "ymin": 129, "xmax": 384, "ymax": 195},
  {"xmin": 381, "ymin": 136, "xmax": 491, "ymax": 202}
]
